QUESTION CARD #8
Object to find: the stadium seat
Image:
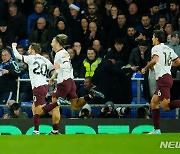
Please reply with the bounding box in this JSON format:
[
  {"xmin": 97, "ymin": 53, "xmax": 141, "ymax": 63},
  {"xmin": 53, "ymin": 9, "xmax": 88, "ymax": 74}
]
[
  {"xmin": 0, "ymin": 106, "xmax": 4, "ymax": 118},
  {"xmin": 18, "ymin": 39, "xmax": 29, "ymax": 48}
]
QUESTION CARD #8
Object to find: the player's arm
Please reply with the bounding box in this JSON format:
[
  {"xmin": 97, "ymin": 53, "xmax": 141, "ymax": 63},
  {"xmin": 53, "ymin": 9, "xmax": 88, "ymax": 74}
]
[
  {"xmin": 12, "ymin": 43, "xmax": 23, "ymax": 61},
  {"xmin": 49, "ymin": 70, "xmax": 58, "ymax": 85},
  {"xmin": 172, "ymin": 57, "xmax": 180, "ymax": 67},
  {"xmin": 141, "ymin": 55, "xmax": 158, "ymax": 74}
]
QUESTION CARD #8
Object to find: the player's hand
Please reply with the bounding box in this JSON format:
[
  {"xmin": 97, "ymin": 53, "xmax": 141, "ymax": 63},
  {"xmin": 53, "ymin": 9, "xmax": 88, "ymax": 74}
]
[
  {"xmin": 141, "ymin": 68, "xmax": 146, "ymax": 74},
  {"xmin": 54, "ymin": 62, "xmax": 60, "ymax": 70},
  {"xmin": 49, "ymin": 78, "xmax": 55, "ymax": 85},
  {"xmin": 12, "ymin": 43, "xmax": 17, "ymax": 48}
]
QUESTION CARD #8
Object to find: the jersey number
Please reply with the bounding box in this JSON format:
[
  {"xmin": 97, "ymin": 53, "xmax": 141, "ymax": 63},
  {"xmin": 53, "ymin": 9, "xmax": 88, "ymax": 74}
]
[
  {"xmin": 163, "ymin": 52, "xmax": 172, "ymax": 66},
  {"xmin": 33, "ymin": 61, "xmax": 47, "ymax": 76}
]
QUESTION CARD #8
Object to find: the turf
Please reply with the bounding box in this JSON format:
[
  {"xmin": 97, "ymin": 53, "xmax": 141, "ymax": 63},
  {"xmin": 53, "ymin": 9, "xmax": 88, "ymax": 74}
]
[{"xmin": 0, "ymin": 134, "xmax": 179, "ymax": 154}]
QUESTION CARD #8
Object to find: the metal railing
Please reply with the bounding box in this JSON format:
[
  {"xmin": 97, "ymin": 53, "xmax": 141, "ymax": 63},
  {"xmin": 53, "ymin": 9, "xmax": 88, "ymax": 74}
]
[{"xmin": 16, "ymin": 77, "xmax": 144, "ymax": 103}]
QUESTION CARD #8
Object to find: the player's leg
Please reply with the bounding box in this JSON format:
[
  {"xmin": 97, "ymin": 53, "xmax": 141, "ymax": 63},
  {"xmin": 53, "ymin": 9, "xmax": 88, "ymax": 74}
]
[
  {"xmin": 32, "ymin": 85, "xmax": 49, "ymax": 135},
  {"xmin": 33, "ymin": 103, "xmax": 46, "ymax": 135},
  {"xmin": 49, "ymin": 96, "xmax": 60, "ymax": 135},
  {"xmin": 48, "ymin": 81, "xmax": 70, "ymax": 134},
  {"xmin": 69, "ymin": 79, "xmax": 104, "ymax": 110},
  {"xmin": 148, "ymin": 94, "xmax": 161, "ymax": 134},
  {"xmin": 159, "ymin": 75, "xmax": 180, "ymax": 111}
]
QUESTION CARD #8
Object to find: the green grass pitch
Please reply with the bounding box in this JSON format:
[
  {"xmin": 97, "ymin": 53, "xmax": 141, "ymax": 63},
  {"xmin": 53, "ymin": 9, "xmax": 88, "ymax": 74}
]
[{"xmin": 0, "ymin": 134, "xmax": 179, "ymax": 154}]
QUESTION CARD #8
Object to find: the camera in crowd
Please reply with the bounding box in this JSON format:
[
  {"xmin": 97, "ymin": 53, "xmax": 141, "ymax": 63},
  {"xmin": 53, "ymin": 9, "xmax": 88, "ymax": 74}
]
[
  {"xmin": 137, "ymin": 105, "xmax": 150, "ymax": 119},
  {"xmin": 116, "ymin": 106, "xmax": 131, "ymax": 116},
  {"xmin": 79, "ymin": 104, "xmax": 92, "ymax": 118},
  {"xmin": 103, "ymin": 101, "xmax": 115, "ymax": 113}
]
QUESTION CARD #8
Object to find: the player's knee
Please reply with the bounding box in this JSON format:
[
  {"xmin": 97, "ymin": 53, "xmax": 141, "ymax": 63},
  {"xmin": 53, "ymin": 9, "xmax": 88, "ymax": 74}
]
[
  {"xmin": 160, "ymin": 100, "xmax": 170, "ymax": 111},
  {"xmin": 71, "ymin": 105, "xmax": 79, "ymax": 111},
  {"xmin": 34, "ymin": 106, "xmax": 44, "ymax": 115},
  {"xmin": 52, "ymin": 97, "xmax": 57, "ymax": 103}
]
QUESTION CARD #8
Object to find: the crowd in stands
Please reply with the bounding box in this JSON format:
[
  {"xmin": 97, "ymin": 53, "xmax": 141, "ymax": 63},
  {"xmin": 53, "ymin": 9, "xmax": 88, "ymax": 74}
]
[{"xmin": 0, "ymin": 0, "xmax": 180, "ymax": 118}]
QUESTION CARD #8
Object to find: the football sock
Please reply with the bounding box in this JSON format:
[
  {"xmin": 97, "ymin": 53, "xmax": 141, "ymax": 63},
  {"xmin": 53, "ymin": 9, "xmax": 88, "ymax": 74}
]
[
  {"xmin": 42, "ymin": 103, "xmax": 58, "ymax": 112},
  {"xmin": 34, "ymin": 114, "xmax": 40, "ymax": 131},
  {"xmin": 168, "ymin": 100, "xmax": 180, "ymax": 110},
  {"xmin": 152, "ymin": 109, "xmax": 160, "ymax": 129},
  {"xmin": 53, "ymin": 124, "xmax": 59, "ymax": 131}
]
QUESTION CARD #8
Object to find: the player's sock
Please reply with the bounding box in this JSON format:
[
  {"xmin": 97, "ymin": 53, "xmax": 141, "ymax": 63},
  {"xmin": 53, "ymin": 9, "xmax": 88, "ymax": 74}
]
[
  {"xmin": 42, "ymin": 103, "xmax": 58, "ymax": 112},
  {"xmin": 152, "ymin": 109, "xmax": 160, "ymax": 129},
  {"xmin": 34, "ymin": 114, "xmax": 40, "ymax": 131},
  {"xmin": 53, "ymin": 124, "xmax": 59, "ymax": 131},
  {"xmin": 168, "ymin": 100, "xmax": 180, "ymax": 110}
]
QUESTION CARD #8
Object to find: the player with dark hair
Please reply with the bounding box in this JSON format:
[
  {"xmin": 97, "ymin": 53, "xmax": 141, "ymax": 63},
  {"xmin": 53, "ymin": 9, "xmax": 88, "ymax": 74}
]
[
  {"xmin": 49, "ymin": 34, "xmax": 104, "ymax": 134},
  {"xmin": 12, "ymin": 42, "xmax": 61, "ymax": 135},
  {"xmin": 141, "ymin": 30, "xmax": 180, "ymax": 134}
]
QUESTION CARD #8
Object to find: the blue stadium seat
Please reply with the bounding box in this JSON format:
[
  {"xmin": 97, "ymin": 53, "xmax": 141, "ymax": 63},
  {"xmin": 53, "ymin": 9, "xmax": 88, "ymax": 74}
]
[
  {"xmin": 18, "ymin": 39, "xmax": 29, "ymax": 48},
  {"xmin": 0, "ymin": 106, "xmax": 4, "ymax": 118}
]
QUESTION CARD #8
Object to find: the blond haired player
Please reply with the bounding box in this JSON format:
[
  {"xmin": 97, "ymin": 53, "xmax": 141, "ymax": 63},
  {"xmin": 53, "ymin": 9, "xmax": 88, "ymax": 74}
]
[{"xmin": 49, "ymin": 34, "xmax": 104, "ymax": 134}]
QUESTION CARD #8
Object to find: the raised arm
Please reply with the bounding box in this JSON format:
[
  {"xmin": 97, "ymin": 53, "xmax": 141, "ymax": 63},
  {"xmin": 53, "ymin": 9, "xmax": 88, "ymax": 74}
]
[{"xmin": 12, "ymin": 43, "xmax": 23, "ymax": 61}]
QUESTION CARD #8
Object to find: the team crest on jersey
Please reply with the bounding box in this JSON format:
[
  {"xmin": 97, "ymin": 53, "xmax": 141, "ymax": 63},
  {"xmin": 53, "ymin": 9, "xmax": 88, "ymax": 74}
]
[{"xmin": 158, "ymin": 90, "xmax": 161, "ymax": 96}]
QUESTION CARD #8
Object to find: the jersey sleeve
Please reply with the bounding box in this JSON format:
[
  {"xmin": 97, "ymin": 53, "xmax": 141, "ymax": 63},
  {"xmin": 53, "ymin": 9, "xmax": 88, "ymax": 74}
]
[
  {"xmin": 55, "ymin": 51, "xmax": 71, "ymax": 69},
  {"xmin": 172, "ymin": 50, "xmax": 178, "ymax": 61},
  {"xmin": 44, "ymin": 57, "xmax": 54, "ymax": 71},
  {"xmin": 151, "ymin": 46, "xmax": 159, "ymax": 57},
  {"xmin": 23, "ymin": 55, "xmax": 32, "ymax": 65}
]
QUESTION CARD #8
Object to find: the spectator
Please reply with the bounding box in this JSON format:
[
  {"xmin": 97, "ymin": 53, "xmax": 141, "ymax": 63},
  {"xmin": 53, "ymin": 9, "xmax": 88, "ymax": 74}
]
[
  {"xmin": 67, "ymin": 47, "xmax": 82, "ymax": 78},
  {"xmin": 129, "ymin": 40, "xmax": 151, "ymax": 71},
  {"xmin": 3, "ymin": 102, "xmax": 28, "ymax": 119},
  {"xmin": 78, "ymin": 104, "xmax": 93, "ymax": 118},
  {"xmin": 0, "ymin": 48, "xmax": 20, "ymax": 105},
  {"xmin": 0, "ymin": 37, "xmax": 4, "ymax": 52},
  {"xmin": 136, "ymin": 14, "xmax": 155, "ymax": 48},
  {"xmin": 92, "ymin": 39, "xmax": 106, "ymax": 58},
  {"xmin": 3, "ymin": 99, "xmax": 16, "ymax": 119},
  {"xmin": 154, "ymin": 16, "xmax": 167, "ymax": 30},
  {"xmin": 124, "ymin": 25, "xmax": 139, "ymax": 55},
  {"xmin": 93, "ymin": 53, "xmax": 137, "ymax": 104},
  {"xmin": 103, "ymin": 4, "xmax": 119, "ymax": 39},
  {"xmin": 52, "ymin": 17, "xmax": 72, "ymax": 45},
  {"xmin": 136, "ymin": 105, "xmax": 150, "ymax": 119},
  {"xmin": 27, "ymin": 2, "xmax": 47, "ymax": 35},
  {"xmin": 73, "ymin": 41, "xmax": 85, "ymax": 60},
  {"xmin": 85, "ymin": 3, "xmax": 103, "ymax": 28},
  {"xmin": 164, "ymin": 22, "xmax": 174, "ymax": 36},
  {"xmin": 127, "ymin": 2, "xmax": 141, "ymax": 27},
  {"xmin": 79, "ymin": 17, "xmax": 89, "ymax": 52},
  {"xmin": 86, "ymin": 21, "xmax": 105, "ymax": 48},
  {"xmin": 149, "ymin": 2, "xmax": 161, "ymax": 26},
  {"xmin": 0, "ymin": 21, "xmax": 15, "ymax": 47},
  {"xmin": 77, "ymin": 76, "xmax": 104, "ymax": 104},
  {"xmin": 107, "ymin": 13, "xmax": 128, "ymax": 50},
  {"xmin": 79, "ymin": 47, "xmax": 102, "ymax": 78},
  {"xmin": 67, "ymin": 2, "xmax": 82, "ymax": 42},
  {"xmin": 108, "ymin": 39, "xmax": 128, "ymax": 65},
  {"xmin": 97, "ymin": 101, "xmax": 119, "ymax": 118},
  {"xmin": 6, "ymin": 3, "xmax": 27, "ymax": 40},
  {"xmin": 166, "ymin": 31, "xmax": 180, "ymax": 78},
  {"xmin": 29, "ymin": 17, "xmax": 52, "ymax": 53},
  {"xmin": 165, "ymin": 0, "xmax": 179, "ymax": 28},
  {"xmin": 129, "ymin": 40, "xmax": 152, "ymax": 102},
  {"xmin": 46, "ymin": 5, "xmax": 66, "ymax": 29}
]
